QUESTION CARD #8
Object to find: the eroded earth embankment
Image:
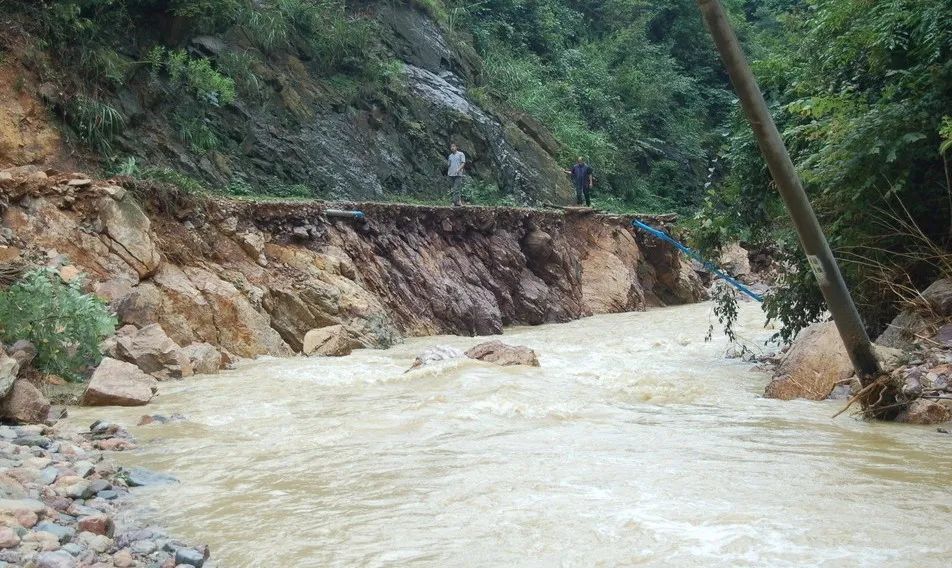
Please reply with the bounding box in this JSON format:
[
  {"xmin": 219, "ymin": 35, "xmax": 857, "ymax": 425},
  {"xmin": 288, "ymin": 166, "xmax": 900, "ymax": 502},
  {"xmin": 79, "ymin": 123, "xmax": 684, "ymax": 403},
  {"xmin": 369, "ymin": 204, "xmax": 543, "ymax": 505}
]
[{"xmin": 0, "ymin": 167, "xmax": 704, "ymax": 359}]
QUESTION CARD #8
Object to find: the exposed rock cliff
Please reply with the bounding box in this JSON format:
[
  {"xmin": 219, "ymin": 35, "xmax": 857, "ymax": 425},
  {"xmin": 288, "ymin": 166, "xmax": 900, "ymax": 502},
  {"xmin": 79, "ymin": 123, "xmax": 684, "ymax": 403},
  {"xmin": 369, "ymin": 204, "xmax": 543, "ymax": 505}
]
[
  {"xmin": 0, "ymin": 169, "xmax": 703, "ymax": 357},
  {"xmin": 0, "ymin": 5, "xmax": 574, "ymax": 205}
]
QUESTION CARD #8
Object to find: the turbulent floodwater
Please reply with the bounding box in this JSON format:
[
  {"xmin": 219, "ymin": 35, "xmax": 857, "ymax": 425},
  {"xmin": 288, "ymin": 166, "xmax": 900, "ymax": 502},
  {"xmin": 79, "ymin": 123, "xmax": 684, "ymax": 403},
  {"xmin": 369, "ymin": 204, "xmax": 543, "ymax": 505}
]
[{"xmin": 71, "ymin": 303, "xmax": 952, "ymax": 567}]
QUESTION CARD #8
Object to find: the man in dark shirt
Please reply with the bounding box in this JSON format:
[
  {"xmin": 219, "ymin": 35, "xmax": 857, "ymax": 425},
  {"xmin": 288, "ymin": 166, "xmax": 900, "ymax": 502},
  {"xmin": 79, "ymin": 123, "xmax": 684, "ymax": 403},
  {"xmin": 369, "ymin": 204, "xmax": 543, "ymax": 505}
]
[{"xmin": 564, "ymin": 157, "xmax": 593, "ymax": 206}]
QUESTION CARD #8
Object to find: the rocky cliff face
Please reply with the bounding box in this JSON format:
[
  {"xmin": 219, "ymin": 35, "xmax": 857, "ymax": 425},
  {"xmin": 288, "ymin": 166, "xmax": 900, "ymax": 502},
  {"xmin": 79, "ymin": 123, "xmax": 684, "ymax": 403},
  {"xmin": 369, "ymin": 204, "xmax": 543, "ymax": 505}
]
[
  {"xmin": 0, "ymin": 169, "xmax": 703, "ymax": 358},
  {"xmin": 0, "ymin": 5, "xmax": 574, "ymax": 205}
]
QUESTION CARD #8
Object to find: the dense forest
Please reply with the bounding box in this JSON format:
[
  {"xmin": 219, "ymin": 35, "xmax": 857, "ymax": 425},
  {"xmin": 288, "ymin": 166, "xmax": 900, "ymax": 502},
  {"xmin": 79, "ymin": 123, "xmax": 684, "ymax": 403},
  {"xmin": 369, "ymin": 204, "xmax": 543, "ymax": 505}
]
[{"xmin": 2, "ymin": 0, "xmax": 951, "ymax": 341}]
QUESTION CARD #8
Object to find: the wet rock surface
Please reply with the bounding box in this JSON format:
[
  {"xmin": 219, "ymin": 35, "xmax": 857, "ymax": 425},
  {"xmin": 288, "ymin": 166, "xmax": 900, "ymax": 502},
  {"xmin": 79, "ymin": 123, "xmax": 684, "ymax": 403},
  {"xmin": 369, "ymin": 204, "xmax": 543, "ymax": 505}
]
[
  {"xmin": 406, "ymin": 346, "xmax": 466, "ymax": 372},
  {"xmin": 302, "ymin": 325, "xmax": 357, "ymax": 357},
  {"xmin": 765, "ymin": 322, "xmax": 854, "ymax": 401},
  {"xmin": 465, "ymin": 341, "xmax": 540, "ymax": 367},
  {"xmin": 0, "ymin": 421, "xmax": 209, "ymax": 567}
]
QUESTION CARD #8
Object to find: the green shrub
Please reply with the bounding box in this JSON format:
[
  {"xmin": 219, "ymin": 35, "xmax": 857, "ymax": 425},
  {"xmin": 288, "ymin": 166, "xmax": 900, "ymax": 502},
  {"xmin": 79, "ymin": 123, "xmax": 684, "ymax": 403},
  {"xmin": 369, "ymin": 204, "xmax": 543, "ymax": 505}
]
[
  {"xmin": 92, "ymin": 48, "xmax": 133, "ymax": 86},
  {"xmin": 217, "ymin": 51, "xmax": 265, "ymax": 99},
  {"xmin": 239, "ymin": 8, "xmax": 290, "ymax": 50},
  {"xmin": 107, "ymin": 155, "xmax": 140, "ymax": 177},
  {"xmin": 139, "ymin": 167, "xmax": 208, "ymax": 194},
  {"xmin": 275, "ymin": 0, "xmax": 373, "ymax": 72},
  {"xmin": 150, "ymin": 47, "xmax": 236, "ymax": 106},
  {"xmin": 465, "ymin": 179, "xmax": 517, "ymax": 206},
  {"xmin": 170, "ymin": 0, "xmax": 243, "ymax": 32},
  {"xmin": 65, "ymin": 95, "xmax": 125, "ymax": 154},
  {"xmin": 0, "ymin": 269, "xmax": 117, "ymax": 382},
  {"xmin": 175, "ymin": 115, "xmax": 220, "ymax": 153}
]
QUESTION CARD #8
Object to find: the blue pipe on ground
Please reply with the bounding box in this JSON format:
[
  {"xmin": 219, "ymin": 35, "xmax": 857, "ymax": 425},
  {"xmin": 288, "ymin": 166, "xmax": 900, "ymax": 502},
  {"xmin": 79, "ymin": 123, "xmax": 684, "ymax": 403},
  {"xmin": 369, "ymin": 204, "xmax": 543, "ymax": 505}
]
[
  {"xmin": 325, "ymin": 209, "xmax": 366, "ymax": 221},
  {"xmin": 631, "ymin": 219, "xmax": 764, "ymax": 303}
]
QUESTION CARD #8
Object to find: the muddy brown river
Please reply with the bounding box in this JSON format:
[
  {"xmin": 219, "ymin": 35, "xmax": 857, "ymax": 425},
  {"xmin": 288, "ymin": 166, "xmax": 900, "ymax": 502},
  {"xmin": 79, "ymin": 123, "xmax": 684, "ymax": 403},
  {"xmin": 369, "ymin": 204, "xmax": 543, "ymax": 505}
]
[{"xmin": 71, "ymin": 303, "xmax": 952, "ymax": 567}]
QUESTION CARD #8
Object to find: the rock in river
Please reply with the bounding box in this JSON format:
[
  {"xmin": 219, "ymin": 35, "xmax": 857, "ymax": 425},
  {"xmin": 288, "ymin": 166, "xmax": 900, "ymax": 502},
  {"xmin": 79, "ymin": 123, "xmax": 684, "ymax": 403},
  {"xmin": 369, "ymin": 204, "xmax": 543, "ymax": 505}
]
[
  {"xmin": 764, "ymin": 322, "xmax": 853, "ymax": 400},
  {"xmin": 465, "ymin": 341, "xmax": 540, "ymax": 367},
  {"xmin": 122, "ymin": 467, "xmax": 178, "ymax": 488},
  {"xmin": 302, "ymin": 324, "xmax": 358, "ymax": 357},
  {"xmin": 406, "ymin": 346, "xmax": 466, "ymax": 372}
]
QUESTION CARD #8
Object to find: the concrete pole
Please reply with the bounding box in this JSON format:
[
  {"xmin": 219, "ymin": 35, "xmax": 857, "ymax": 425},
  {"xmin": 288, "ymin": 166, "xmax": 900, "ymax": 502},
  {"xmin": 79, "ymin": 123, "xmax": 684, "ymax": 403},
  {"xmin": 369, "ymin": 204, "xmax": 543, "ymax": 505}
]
[{"xmin": 696, "ymin": 0, "xmax": 881, "ymax": 382}]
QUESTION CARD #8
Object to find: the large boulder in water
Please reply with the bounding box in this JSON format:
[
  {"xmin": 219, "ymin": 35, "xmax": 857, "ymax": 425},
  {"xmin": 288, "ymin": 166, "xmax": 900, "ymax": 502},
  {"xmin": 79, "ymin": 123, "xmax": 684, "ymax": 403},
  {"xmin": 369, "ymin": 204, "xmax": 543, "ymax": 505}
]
[
  {"xmin": 465, "ymin": 341, "xmax": 540, "ymax": 367},
  {"xmin": 82, "ymin": 358, "xmax": 157, "ymax": 407},
  {"xmin": 302, "ymin": 325, "xmax": 357, "ymax": 357},
  {"xmin": 765, "ymin": 322, "xmax": 853, "ymax": 400},
  {"xmin": 182, "ymin": 342, "xmax": 223, "ymax": 375}
]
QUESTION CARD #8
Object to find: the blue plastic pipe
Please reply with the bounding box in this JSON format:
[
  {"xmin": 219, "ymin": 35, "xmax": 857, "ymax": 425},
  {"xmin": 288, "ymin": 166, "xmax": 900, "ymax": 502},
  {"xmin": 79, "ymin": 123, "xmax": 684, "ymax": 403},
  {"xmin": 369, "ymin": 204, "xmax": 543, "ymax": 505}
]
[
  {"xmin": 325, "ymin": 209, "xmax": 366, "ymax": 221},
  {"xmin": 631, "ymin": 219, "xmax": 764, "ymax": 302}
]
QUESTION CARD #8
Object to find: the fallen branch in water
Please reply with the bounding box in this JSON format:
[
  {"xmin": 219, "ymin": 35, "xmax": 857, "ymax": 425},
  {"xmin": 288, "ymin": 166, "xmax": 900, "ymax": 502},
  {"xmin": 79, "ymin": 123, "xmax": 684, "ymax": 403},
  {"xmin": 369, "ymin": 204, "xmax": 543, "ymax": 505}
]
[{"xmin": 832, "ymin": 368, "xmax": 918, "ymax": 421}]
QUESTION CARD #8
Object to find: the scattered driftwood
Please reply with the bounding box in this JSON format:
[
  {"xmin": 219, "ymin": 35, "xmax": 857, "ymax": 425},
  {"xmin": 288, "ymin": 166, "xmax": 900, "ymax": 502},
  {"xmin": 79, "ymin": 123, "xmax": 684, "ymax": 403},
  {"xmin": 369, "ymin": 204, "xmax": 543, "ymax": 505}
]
[{"xmin": 833, "ymin": 373, "xmax": 907, "ymax": 420}]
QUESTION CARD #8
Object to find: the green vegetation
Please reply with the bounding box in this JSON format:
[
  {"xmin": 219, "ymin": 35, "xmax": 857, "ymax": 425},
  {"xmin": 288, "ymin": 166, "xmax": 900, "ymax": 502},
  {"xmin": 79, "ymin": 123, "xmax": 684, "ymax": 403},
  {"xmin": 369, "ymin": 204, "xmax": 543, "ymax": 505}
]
[
  {"xmin": 694, "ymin": 0, "xmax": 952, "ymax": 341},
  {"xmin": 448, "ymin": 0, "xmax": 748, "ymax": 212},
  {"xmin": 65, "ymin": 95, "xmax": 125, "ymax": 153},
  {"xmin": 11, "ymin": 0, "xmax": 374, "ymax": 156},
  {"xmin": 0, "ymin": 270, "xmax": 117, "ymax": 382},
  {"xmin": 464, "ymin": 179, "xmax": 517, "ymax": 207}
]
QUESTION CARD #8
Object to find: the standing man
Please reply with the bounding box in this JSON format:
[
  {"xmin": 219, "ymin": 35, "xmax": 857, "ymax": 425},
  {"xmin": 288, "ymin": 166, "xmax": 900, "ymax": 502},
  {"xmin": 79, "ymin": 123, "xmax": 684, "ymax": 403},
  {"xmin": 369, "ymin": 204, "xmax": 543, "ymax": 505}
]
[
  {"xmin": 447, "ymin": 143, "xmax": 466, "ymax": 207},
  {"xmin": 564, "ymin": 157, "xmax": 593, "ymax": 207}
]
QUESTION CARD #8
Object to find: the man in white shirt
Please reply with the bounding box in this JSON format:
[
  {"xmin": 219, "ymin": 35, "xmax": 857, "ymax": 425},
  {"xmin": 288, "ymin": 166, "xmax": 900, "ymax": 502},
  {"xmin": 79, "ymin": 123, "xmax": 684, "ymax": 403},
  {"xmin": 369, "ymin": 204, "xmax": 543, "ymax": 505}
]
[{"xmin": 447, "ymin": 143, "xmax": 466, "ymax": 206}]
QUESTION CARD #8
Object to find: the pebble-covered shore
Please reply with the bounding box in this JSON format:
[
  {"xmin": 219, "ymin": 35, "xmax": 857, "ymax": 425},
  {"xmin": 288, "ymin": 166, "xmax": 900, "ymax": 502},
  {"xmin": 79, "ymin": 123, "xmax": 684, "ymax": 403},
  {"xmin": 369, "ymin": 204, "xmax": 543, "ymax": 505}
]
[{"xmin": 0, "ymin": 419, "xmax": 209, "ymax": 568}]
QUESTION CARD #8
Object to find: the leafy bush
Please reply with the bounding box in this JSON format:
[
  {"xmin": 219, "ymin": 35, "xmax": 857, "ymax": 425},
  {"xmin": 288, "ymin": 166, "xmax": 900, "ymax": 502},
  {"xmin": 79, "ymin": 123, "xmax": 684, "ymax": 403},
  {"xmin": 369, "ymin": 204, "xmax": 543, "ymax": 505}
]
[
  {"xmin": 107, "ymin": 155, "xmax": 140, "ymax": 177},
  {"xmin": 225, "ymin": 179, "xmax": 314, "ymax": 199},
  {"xmin": 275, "ymin": 0, "xmax": 374, "ymax": 72},
  {"xmin": 217, "ymin": 51, "xmax": 265, "ymax": 99},
  {"xmin": 699, "ymin": 0, "xmax": 952, "ymax": 340},
  {"xmin": 175, "ymin": 115, "xmax": 221, "ymax": 153},
  {"xmin": 151, "ymin": 47, "xmax": 236, "ymax": 106},
  {"xmin": 65, "ymin": 95, "xmax": 125, "ymax": 154},
  {"xmin": 139, "ymin": 167, "xmax": 208, "ymax": 195},
  {"xmin": 0, "ymin": 269, "xmax": 117, "ymax": 382},
  {"xmin": 465, "ymin": 179, "xmax": 517, "ymax": 206}
]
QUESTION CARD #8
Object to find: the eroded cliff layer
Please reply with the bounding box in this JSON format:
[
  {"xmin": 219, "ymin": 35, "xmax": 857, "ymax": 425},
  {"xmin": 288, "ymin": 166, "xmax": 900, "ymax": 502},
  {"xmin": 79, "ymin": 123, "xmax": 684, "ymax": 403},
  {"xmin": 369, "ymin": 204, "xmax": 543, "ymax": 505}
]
[{"xmin": 0, "ymin": 169, "xmax": 703, "ymax": 358}]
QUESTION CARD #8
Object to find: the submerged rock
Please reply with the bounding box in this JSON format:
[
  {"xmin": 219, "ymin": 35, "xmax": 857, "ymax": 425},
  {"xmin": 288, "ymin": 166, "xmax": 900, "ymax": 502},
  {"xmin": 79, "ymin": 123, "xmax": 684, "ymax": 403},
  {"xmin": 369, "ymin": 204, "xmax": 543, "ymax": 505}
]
[
  {"xmin": 406, "ymin": 346, "xmax": 466, "ymax": 372},
  {"xmin": 122, "ymin": 467, "xmax": 178, "ymax": 488},
  {"xmin": 465, "ymin": 341, "xmax": 540, "ymax": 367},
  {"xmin": 175, "ymin": 546, "xmax": 207, "ymax": 567}
]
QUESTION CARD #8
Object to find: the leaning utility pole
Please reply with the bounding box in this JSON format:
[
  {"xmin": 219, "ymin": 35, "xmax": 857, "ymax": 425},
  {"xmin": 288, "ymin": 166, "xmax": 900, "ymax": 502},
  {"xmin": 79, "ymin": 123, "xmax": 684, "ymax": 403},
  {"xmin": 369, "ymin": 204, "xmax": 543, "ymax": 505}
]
[{"xmin": 696, "ymin": 0, "xmax": 881, "ymax": 383}]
